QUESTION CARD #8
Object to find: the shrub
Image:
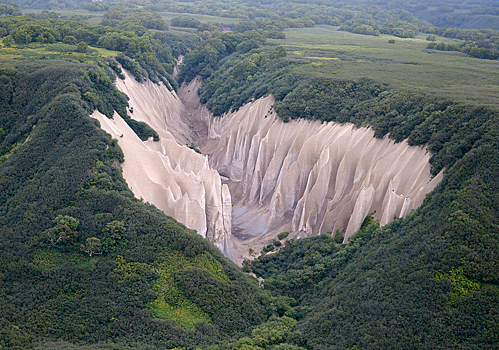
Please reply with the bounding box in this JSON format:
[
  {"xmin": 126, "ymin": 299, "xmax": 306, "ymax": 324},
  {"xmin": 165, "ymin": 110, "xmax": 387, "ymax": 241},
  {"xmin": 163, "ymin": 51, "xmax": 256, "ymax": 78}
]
[{"xmin": 277, "ymin": 232, "xmax": 289, "ymax": 240}]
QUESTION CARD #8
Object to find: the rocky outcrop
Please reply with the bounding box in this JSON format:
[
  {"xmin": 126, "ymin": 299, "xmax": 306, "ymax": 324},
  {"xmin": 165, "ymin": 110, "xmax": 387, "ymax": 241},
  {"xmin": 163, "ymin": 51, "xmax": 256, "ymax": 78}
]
[
  {"xmin": 94, "ymin": 70, "xmax": 442, "ymax": 265},
  {"xmin": 92, "ymin": 70, "xmax": 232, "ymax": 259},
  {"xmin": 201, "ymin": 94, "xmax": 443, "ymax": 263},
  {"xmin": 114, "ymin": 68, "xmax": 189, "ymax": 145}
]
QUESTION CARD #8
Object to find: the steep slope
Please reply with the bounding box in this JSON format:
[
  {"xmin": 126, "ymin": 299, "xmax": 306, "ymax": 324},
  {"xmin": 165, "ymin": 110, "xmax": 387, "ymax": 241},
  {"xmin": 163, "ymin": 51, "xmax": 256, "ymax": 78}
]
[
  {"xmin": 250, "ymin": 104, "xmax": 499, "ymax": 350},
  {"xmin": 0, "ymin": 62, "xmax": 272, "ymax": 349},
  {"xmin": 110, "ymin": 73, "xmax": 441, "ymax": 264},
  {"xmin": 94, "ymin": 70, "xmax": 233, "ymax": 258},
  {"xmin": 198, "ymin": 93, "xmax": 442, "ymax": 262}
]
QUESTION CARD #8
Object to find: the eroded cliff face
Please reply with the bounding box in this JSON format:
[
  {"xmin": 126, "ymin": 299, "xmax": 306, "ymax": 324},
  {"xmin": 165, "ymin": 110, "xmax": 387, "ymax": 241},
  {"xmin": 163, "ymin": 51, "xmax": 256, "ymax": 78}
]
[
  {"xmin": 94, "ymin": 70, "xmax": 442, "ymax": 265},
  {"xmin": 204, "ymin": 95, "xmax": 444, "ymax": 238},
  {"xmin": 92, "ymin": 70, "xmax": 232, "ymax": 259},
  {"xmin": 178, "ymin": 80, "xmax": 443, "ymax": 263}
]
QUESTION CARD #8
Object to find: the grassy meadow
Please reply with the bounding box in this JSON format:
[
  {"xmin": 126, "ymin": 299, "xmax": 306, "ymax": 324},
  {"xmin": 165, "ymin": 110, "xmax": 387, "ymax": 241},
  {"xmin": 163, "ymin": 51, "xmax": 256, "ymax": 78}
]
[
  {"xmin": 22, "ymin": 8, "xmax": 105, "ymax": 24},
  {"xmin": 0, "ymin": 41, "xmax": 119, "ymax": 63},
  {"xmin": 270, "ymin": 25, "xmax": 499, "ymax": 106},
  {"xmin": 158, "ymin": 10, "xmax": 240, "ymax": 26}
]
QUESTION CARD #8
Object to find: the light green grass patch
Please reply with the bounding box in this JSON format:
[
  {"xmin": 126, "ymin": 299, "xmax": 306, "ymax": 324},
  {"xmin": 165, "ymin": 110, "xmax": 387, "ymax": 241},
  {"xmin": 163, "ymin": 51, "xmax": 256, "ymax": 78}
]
[
  {"xmin": 90, "ymin": 46, "xmax": 120, "ymax": 57},
  {"xmin": 33, "ymin": 249, "xmax": 92, "ymax": 270},
  {"xmin": 24, "ymin": 9, "xmax": 104, "ymax": 25},
  {"xmin": 436, "ymin": 266, "xmax": 480, "ymax": 304},
  {"xmin": 159, "ymin": 11, "xmax": 240, "ymax": 25},
  {"xmin": 305, "ymin": 56, "xmax": 339, "ymax": 60},
  {"xmin": 0, "ymin": 43, "xmax": 119, "ymax": 63},
  {"xmin": 150, "ymin": 293, "xmax": 209, "ymax": 328},
  {"xmin": 149, "ymin": 249, "xmax": 229, "ymax": 329}
]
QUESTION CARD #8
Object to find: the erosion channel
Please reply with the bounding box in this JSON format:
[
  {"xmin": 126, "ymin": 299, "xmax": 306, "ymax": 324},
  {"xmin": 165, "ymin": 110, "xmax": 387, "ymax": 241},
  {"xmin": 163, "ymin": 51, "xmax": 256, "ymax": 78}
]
[{"xmin": 93, "ymin": 70, "xmax": 443, "ymax": 265}]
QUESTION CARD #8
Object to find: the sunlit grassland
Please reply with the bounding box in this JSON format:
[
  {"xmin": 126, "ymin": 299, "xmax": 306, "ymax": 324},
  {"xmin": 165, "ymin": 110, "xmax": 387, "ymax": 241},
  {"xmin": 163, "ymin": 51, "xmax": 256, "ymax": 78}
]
[
  {"xmin": 148, "ymin": 249, "xmax": 230, "ymax": 329},
  {"xmin": 168, "ymin": 27, "xmax": 197, "ymax": 34},
  {"xmin": 114, "ymin": 248, "xmax": 230, "ymax": 330},
  {"xmin": 24, "ymin": 8, "xmax": 239, "ymax": 26},
  {"xmin": 22, "ymin": 9, "xmax": 105, "ymax": 25},
  {"xmin": 0, "ymin": 42, "xmax": 119, "ymax": 62},
  {"xmin": 90, "ymin": 46, "xmax": 120, "ymax": 57},
  {"xmin": 159, "ymin": 11, "xmax": 240, "ymax": 25},
  {"xmin": 270, "ymin": 25, "xmax": 499, "ymax": 106}
]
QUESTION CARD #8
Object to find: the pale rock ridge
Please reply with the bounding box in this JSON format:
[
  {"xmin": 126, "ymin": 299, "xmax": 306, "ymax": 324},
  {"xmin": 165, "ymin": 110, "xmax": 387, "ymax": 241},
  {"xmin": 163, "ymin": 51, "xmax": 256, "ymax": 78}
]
[
  {"xmin": 115, "ymin": 69, "xmax": 189, "ymax": 145},
  {"xmin": 92, "ymin": 70, "xmax": 233, "ymax": 259},
  {"xmin": 94, "ymin": 70, "xmax": 442, "ymax": 265},
  {"xmin": 202, "ymin": 94, "xmax": 443, "ymax": 262},
  {"xmin": 172, "ymin": 55, "xmax": 183, "ymax": 78}
]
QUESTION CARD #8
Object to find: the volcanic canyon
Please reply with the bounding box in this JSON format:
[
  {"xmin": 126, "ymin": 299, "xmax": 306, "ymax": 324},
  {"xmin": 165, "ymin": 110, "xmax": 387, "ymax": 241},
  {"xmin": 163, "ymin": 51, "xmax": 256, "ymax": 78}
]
[{"xmin": 93, "ymin": 69, "xmax": 443, "ymax": 264}]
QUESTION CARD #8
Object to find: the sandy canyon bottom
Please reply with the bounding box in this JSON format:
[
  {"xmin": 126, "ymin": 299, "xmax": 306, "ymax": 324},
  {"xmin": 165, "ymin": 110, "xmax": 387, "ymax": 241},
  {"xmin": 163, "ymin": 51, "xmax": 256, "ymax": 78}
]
[{"xmin": 92, "ymin": 71, "xmax": 443, "ymax": 265}]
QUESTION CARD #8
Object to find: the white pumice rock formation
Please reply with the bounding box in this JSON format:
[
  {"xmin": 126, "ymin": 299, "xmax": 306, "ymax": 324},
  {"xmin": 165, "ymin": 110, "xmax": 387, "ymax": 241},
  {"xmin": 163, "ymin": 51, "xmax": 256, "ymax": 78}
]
[
  {"xmin": 201, "ymin": 94, "xmax": 443, "ymax": 263},
  {"xmin": 93, "ymin": 70, "xmax": 442, "ymax": 265},
  {"xmin": 92, "ymin": 70, "xmax": 233, "ymax": 259}
]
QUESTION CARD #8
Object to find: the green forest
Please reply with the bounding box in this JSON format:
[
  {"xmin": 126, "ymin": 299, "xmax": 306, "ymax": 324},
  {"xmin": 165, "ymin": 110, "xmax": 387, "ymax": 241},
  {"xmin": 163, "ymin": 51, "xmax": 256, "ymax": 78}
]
[{"xmin": 0, "ymin": 0, "xmax": 498, "ymax": 349}]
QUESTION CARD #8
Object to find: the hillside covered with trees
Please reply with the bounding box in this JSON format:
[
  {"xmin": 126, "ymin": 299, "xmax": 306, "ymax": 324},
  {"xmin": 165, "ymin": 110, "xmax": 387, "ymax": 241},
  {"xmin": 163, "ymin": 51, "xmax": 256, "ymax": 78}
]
[
  {"xmin": 0, "ymin": 12, "xmax": 299, "ymax": 349},
  {"xmin": 0, "ymin": 0, "xmax": 498, "ymax": 349}
]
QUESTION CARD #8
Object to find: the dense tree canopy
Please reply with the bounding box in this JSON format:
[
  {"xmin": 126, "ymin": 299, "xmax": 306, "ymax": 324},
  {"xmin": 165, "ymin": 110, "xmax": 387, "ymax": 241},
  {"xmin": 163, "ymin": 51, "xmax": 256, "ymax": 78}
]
[{"xmin": 0, "ymin": 59, "xmax": 279, "ymax": 349}]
